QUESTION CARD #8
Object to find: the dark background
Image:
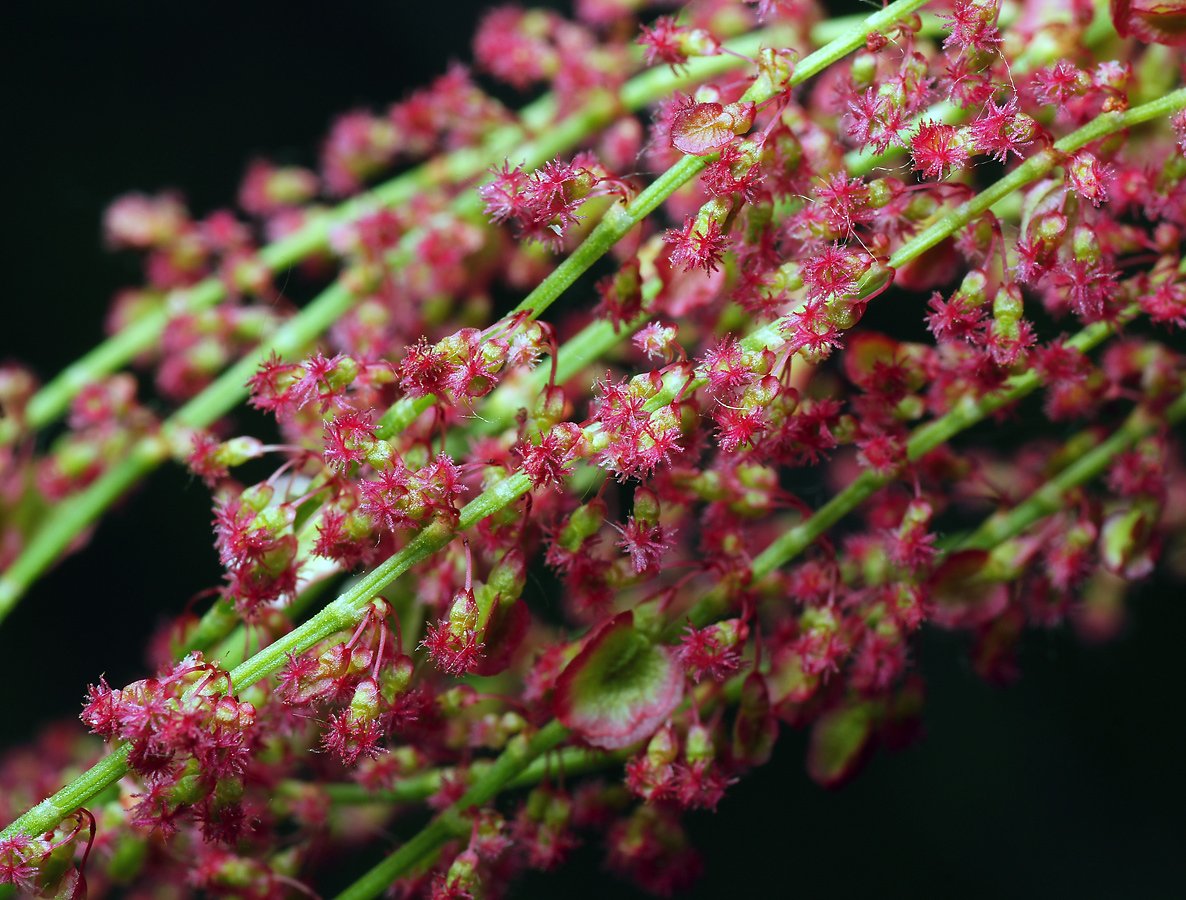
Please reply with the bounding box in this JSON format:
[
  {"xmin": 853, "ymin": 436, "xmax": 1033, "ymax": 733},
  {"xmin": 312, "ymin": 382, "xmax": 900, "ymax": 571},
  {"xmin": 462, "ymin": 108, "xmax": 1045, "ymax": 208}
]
[{"xmin": 2, "ymin": 2, "xmax": 1184, "ymax": 898}]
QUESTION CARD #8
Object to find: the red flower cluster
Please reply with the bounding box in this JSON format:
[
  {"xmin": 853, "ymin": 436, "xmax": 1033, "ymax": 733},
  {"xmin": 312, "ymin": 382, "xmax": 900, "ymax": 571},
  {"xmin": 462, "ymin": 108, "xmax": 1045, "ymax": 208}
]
[{"xmin": 2, "ymin": 2, "xmax": 1185, "ymax": 900}]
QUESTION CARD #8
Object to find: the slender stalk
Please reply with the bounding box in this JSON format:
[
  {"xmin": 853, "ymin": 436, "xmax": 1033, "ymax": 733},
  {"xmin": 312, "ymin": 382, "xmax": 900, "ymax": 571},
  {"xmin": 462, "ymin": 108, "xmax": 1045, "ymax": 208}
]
[
  {"xmin": 510, "ymin": 0, "xmax": 934, "ymax": 319},
  {"xmin": 0, "ymin": 24, "xmax": 812, "ymax": 623},
  {"xmin": 959, "ymin": 392, "xmax": 1186, "ymax": 551},
  {"xmin": 739, "ymin": 85, "xmax": 1186, "ymax": 355},
  {"xmin": 1, "ymin": 1, "xmax": 939, "ymax": 844},
  {"xmin": 0, "ymin": 282, "xmax": 358, "ymax": 624},
  {"xmin": 317, "ymin": 743, "xmax": 628, "ymax": 807},
  {"xmin": 331, "ymin": 720, "xmax": 570, "ymax": 900},
  {"xmin": 1, "ymin": 0, "xmax": 927, "ymax": 627},
  {"xmin": 675, "ymin": 318, "xmax": 1122, "ymax": 633},
  {"xmin": 13, "ymin": 26, "xmax": 802, "ymax": 442},
  {"xmin": 885, "ymin": 88, "xmax": 1186, "ymax": 271},
  {"xmin": 187, "ymin": 310, "xmax": 635, "ymax": 658},
  {"xmin": 283, "ymin": 390, "xmax": 1186, "ymax": 885}
]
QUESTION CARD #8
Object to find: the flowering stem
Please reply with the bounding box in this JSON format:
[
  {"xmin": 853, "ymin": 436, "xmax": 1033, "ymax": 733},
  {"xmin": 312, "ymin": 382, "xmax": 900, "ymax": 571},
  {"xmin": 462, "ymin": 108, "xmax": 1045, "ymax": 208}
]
[
  {"xmin": 2, "ymin": 4, "xmax": 924, "ymax": 615},
  {"xmin": 512, "ymin": 0, "xmax": 933, "ymax": 318},
  {"xmin": 1, "ymin": 473, "xmax": 532, "ymax": 840},
  {"xmin": 332, "ymin": 719, "xmax": 570, "ymax": 900},
  {"xmin": 0, "ymin": 282, "xmax": 358, "ymax": 624},
  {"xmin": 0, "ymin": 24, "xmax": 818, "ymax": 621},
  {"xmin": 13, "ymin": 28, "xmax": 799, "ymax": 442},
  {"xmin": 0, "ymin": 301, "xmax": 1115, "ymax": 844},
  {"xmin": 0, "ymin": 744, "xmax": 130, "ymax": 843},
  {"xmin": 675, "ymin": 316, "xmax": 1122, "ymax": 635},
  {"xmin": 885, "ymin": 87, "xmax": 1186, "ymax": 270},
  {"xmin": 6, "ymin": 0, "xmax": 1175, "ymax": 858},
  {"xmin": 184, "ymin": 302, "xmax": 647, "ymax": 659},
  {"xmin": 959, "ymin": 391, "xmax": 1186, "ymax": 551},
  {"xmin": 317, "ymin": 743, "xmax": 629, "ymax": 807},
  {"xmin": 159, "ymin": 5, "xmax": 944, "ymax": 652}
]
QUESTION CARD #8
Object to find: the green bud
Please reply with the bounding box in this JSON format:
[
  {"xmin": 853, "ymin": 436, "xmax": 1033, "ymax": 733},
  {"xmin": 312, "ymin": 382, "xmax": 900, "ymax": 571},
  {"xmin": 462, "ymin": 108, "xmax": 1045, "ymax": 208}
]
[
  {"xmin": 381, "ymin": 654, "xmax": 415, "ymax": 700},
  {"xmin": 215, "ymin": 775, "xmax": 245, "ymax": 805},
  {"xmin": 558, "ymin": 498, "xmax": 608, "ymax": 551},
  {"xmin": 993, "ymin": 284, "xmax": 1025, "ymax": 323},
  {"xmin": 632, "ymin": 487, "xmax": 662, "ymax": 525},
  {"xmin": 532, "ymin": 384, "xmax": 567, "ymax": 427},
  {"xmin": 438, "ymin": 685, "xmax": 474, "ymax": 716},
  {"xmin": 646, "ymin": 724, "xmax": 679, "ymax": 767},
  {"xmin": 953, "ymin": 268, "xmax": 989, "ymax": 308},
  {"xmin": 751, "ymin": 48, "xmax": 794, "ymax": 100},
  {"xmin": 171, "ymin": 771, "xmax": 212, "ymax": 806},
  {"xmin": 685, "ymin": 722, "xmax": 715, "ymax": 764},
  {"xmin": 326, "ymin": 356, "xmax": 361, "ymax": 391},
  {"xmin": 867, "ymin": 177, "xmax": 903, "ymax": 209},
  {"xmin": 850, "ymin": 51, "xmax": 877, "ymax": 91},
  {"xmin": 365, "ymin": 440, "xmax": 394, "ymax": 467},
  {"xmin": 1072, "ymin": 224, "xmax": 1101, "ymax": 266},
  {"xmin": 240, "ymin": 482, "xmax": 275, "ymax": 512},
  {"xmin": 487, "ymin": 548, "xmax": 527, "ymax": 599}
]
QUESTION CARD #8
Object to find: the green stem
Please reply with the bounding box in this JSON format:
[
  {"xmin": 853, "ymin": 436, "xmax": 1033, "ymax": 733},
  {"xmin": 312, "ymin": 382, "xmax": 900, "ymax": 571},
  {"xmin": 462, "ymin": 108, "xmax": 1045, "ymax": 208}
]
[
  {"xmin": 318, "ymin": 743, "xmax": 628, "ymax": 807},
  {"xmin": 178, "ymin": 5, "xmax": 945, "ymax": 655},
  {"xmin": 1, "ymin": 471, "xmax": 533, "ymax": 842},
  {"xmin": 740, "ymin": 84, "xmax": 1184, "ymax": 356},
  {"xmin": 673, "ymin": 315, "xmax": 1121, "ymax": 635},
  {"xmin": 959, "ymin": 391, "xmax": 1186, "ymax": 551},
  {"xmin": 0, "ymin": 283, "xmax": 359, "ymax": 625},
  {"xmin": 510, "ymin": 0, "xmax": 934, "ymax": 319},
  {"xmin": 319, "ymin": 399, "xmax": 1186, "ymax": 847},
  {"xmin": 0, "ymin": 24, "xmax": 810, "ymax": 621},
  {"xmin": 13, "ymin": 13, "xmax": 1166, "ymax": 630},
  {"xmin": 0, "ymin": 745, "xmax": 131, "ymax": 844},
  {"xmin": 885, "ymin": 88, "xmax": 1186, "ymax": 271},
  {"xmin": 331, "ymin": 720, "xmax": 570, "ymax": 900},
  {"xmin": 13, "ymin": 2, "xmax": 1168, "ymax": 862},
  {"xmin": 1, "ymin": 1, "xmax": 938, "ymax": 845},
  {"xmin": 192, "ymin": 310, "xmax": 633, "ymax": 658},
  {"xmin": 14, "ymin": 27, "xmax": 798, "ymax": 441}
]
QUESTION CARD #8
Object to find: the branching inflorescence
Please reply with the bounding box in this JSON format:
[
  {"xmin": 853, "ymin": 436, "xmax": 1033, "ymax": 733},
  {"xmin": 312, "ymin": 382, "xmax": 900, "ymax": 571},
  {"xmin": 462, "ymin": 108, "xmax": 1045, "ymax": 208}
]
[{"xmin": 2, "ymin": 1, "xmax": 1185, "ymax": 898}]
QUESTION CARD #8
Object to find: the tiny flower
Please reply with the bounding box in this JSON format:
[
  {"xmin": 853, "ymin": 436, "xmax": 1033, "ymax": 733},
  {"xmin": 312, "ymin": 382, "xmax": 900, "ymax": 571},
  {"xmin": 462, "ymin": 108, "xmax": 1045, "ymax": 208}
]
[
  {"xmin": 1067, "ymin": 151, "xmax": 1114, "ymax": 207},
  {"xmin": 911, "ymin": 121, "xmax": 971, "ymax": 179},
  {"xmin": 614, "ymin": 516, "xmax": 674, "ymax": 573},
  {"xmin": 637, "ymin": 16, "xmax": 720, "ymax": 68},
  {"xmin": 0, "ymin": 834, "xmax": 44, "ymax": 893},
  {"xmin": 676, "ymin": 619, "xmax": 748, "ymax": 682},
  {"xmin": 940, "ymin": 0, "xmax": 1003, "ymax": 52},
  {"xmin": 421, "ymin": 589, "xmax": 484, "ymax": 676},
  {"xmin": 665, "ymin": 213, "xmax": 728, "ymax": 272},
  {"xmin": 632, "ymin": 322, "xmax": 680, "ymax": 361},
  {"xmin": 103, "ymin": 192, "xmax": 188, "ymax": 249}
]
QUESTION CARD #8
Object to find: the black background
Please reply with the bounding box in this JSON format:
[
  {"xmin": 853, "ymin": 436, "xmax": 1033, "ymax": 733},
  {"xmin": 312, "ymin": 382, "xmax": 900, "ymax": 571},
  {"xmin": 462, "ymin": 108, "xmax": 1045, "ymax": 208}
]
[{"xmin": 1, "ymin": 2, "xmax": 1184, "ymax": 898}]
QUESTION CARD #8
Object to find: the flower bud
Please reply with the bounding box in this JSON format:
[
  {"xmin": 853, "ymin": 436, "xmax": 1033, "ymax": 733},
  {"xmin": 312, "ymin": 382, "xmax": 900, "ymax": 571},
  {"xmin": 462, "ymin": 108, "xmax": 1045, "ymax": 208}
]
[
  {"xmin": 685, "ymin": 722, "xmax": 716, "ymax": 764},
  {"xmin": 1099, "ymin": 503, "xmax": 1159, "ymax": 578},
  {"xmin": 752, "ymin": 48, "xmax": 794, "ymax": 99},
  {"xmin": 239, "ymin": 482, "xmax": 275, "ymax": 513},
  {"xmin": 732, "ymin": 671, "xmax": 777, "ymax": 766},
  {"xmin": 484, "ymin": 549, "xmax": 526, "ymax": 601},
  {"xmin": 646, "ymin": 723, "xmax": 680, "ymax": 767},
  {"xmin": 556, "ymin": 498, "xmax": 607, "ymax": 552},
  {"xmin": 1072, "ymin": 224, "xmax": 1102, "ymax": 265}
]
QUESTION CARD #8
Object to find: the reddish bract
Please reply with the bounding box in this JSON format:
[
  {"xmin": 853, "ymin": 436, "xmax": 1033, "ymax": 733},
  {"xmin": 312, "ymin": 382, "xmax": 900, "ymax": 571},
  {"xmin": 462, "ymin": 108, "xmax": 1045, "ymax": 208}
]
[
  {"xmin": 670, "ymin": 102, "xmax": 754, "ymax": 155},
  {"xmin": 1111, "ymin": 0, "xmax": 1186, "ymax": 45},
  {"xmin": 553, "ymin": 611, "xmax": 684, "ymax": 749}
]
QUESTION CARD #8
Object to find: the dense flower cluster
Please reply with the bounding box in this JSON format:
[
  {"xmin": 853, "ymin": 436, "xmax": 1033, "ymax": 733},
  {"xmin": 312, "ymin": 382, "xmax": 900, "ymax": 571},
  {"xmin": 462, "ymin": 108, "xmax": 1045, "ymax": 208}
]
[{"xmin": 2, "ymin": 1, "xmax": 1185, "ymax": 899}]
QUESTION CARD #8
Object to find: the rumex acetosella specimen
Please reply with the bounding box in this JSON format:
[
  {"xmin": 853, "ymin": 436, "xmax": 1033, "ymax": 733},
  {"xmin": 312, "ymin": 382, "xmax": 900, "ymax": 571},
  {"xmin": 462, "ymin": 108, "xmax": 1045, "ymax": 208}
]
[{"xmin": 1, "ymin": 0, "xmax": 1185, "ymax": 897}]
